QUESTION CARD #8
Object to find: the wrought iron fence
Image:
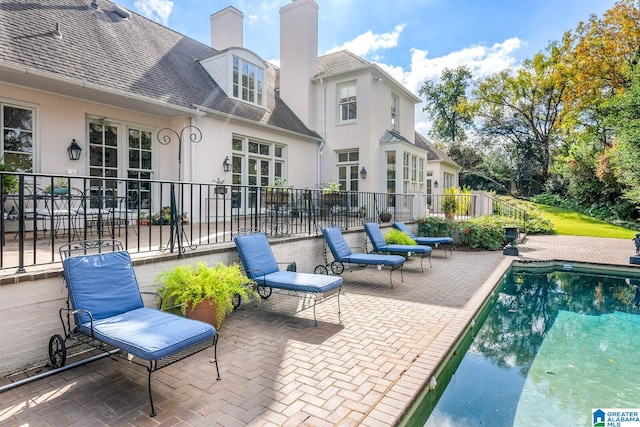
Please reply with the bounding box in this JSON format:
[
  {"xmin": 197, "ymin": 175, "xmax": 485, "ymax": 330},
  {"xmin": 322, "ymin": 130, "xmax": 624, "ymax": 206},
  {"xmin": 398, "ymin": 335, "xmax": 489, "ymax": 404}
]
[{"xmin": 0, "ymin": 172, "xmax": 414, "ymax": 274}]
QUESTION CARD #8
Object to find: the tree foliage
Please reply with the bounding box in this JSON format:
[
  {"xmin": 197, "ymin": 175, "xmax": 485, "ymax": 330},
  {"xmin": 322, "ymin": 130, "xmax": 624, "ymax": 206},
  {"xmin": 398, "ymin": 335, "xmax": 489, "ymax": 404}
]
[
  {"xmin": 469, "ymin": 48, "xmax": 568, "ymax": 196},
  {"xmin": 419, "ymin": 66, "xmax": 473, "ymax": 143}
]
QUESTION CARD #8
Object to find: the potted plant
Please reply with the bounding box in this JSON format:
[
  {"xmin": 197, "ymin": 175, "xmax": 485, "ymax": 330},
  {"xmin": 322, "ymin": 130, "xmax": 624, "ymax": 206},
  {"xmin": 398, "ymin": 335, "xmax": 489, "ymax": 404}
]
[
  {"xmin": 0, "ymin": 159, "xmax": 18, "ymax": 195},
  {"xmin": 214, "ymin": 177, "xmax": 227, "ymax": 195},
  {"xmin": 138, "ymin": 210, "xmax": 150, "ymax": 226},
  {"xmin": 442, "ymin": 188, "xmax": 457, "ymax": 220},
  {"xmin": 45, "ymin": 177, "xmax": 69, "ymax": 195},
  {"xmin": 156, "ymin": 262, "xmax": 258, "ymax": 329},
  {"xmin": 263, "ymin": 177, "xmax": 290, "ymax": 205},
  {"xmin": 359, "ymin": 206, "xmax": 368, "ymax": 218},
  {"xmin": 379, "ymin": 209, "xmax": 392, "ymax": 222},
  {"xmin": 321, "ymin": 181, "xmax": 343, "ymax": 206}
]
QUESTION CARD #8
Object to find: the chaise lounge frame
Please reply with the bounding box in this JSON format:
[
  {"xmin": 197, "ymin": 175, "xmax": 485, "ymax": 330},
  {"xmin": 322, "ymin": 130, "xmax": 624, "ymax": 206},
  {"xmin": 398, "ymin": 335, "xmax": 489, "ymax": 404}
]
[
  {"xmin": 319, "ymin": 226, "xmax": 406, "ymax": 288},
  {"xmin": 233, "ymin": 231, "xmax": 343, "ymax": 326},
  {"xmin": 49, "ymin": 239, "xmax": 219, "ymax": 417},
  {"xmin": 392, "ymin": 221, "xmax": 454, "ymax": 257},
  {"xmin": 364, "ymin": 222, "xmax": 432, "ymax": 271}
]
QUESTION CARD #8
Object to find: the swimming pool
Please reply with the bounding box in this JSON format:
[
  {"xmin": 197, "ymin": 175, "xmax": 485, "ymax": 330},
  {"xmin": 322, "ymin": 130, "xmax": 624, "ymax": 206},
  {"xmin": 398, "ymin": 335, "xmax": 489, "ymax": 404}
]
[{"xmin": 403, "ymin": 261, "xmax": 640, "ymax": 426}]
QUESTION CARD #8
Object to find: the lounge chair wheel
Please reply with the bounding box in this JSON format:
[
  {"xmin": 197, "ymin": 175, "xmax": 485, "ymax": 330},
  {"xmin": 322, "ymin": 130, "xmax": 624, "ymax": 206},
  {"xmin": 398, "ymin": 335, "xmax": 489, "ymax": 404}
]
[
  {"xmin": 257, "ymin": 285, "xmax": 272, "ymax": 299},
  {"xmin": 330, "ymin": 261, "xmax": 344, "ymax": 275},
  {"xmin": 48, "ymin": 334, "xmax": 66, "ymax": 368},
  {"xmin": 232, "ymin": 293, "xmax": 241, "ymax": 310},
  {"xmin": 314, "ymin": 265, "xmax": 329, "ymax": 275}
]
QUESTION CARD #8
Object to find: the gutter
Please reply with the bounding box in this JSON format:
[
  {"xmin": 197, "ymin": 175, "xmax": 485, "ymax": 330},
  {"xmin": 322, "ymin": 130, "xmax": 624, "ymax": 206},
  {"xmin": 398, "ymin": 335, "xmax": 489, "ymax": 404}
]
[
  {"xmin": 0, "ymin": 63, "xmax": 203, "ymax": 118},
  {"xmin": 319, "ymin": 77, "xmax": 326, "ymax": 186},
  {"xmin": 191, "ymin": 103, "xmax": 321, "ymax": 143}
]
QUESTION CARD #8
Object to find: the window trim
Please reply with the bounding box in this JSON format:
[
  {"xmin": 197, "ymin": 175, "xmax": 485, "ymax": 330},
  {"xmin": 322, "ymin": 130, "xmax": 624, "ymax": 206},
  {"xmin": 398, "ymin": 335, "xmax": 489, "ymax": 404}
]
[
  {"xmin": 337, "ymin": 80, "xmax": 357, "ymax": 124},
  {"xmin": 1, "ymin": 100, "xmax": 36, "ymax": 172},
  {"xmin": 232, "ymin": 55, "xmax": 265, "ymax": 107}
]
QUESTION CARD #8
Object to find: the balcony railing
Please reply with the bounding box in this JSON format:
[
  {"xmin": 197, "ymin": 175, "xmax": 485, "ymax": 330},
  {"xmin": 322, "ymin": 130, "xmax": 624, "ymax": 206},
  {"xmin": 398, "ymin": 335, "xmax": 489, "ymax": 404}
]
[{"xmin": 0, "ymin": 172, "xmax": 414, "ymax": 274}]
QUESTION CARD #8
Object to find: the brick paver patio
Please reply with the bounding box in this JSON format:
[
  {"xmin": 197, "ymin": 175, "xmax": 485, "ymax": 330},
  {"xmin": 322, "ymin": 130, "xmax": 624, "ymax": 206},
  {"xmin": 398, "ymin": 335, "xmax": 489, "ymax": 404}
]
[{"xmin": 0, "ymin": 234, "xmax": 636, "ymax": 426}]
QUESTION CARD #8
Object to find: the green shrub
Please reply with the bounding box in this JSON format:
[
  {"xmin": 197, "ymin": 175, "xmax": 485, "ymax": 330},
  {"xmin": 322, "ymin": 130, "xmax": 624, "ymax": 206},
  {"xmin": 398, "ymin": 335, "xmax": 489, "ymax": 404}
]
[
  {"xmin": 453, "ymin": 216, "xmax": 507, "ymax": 250},
  {"xmin": 416, "ymin": 216, "xmax": 453, "ymax": 237},
  {"xmin": 495, "ymin": 195, "xmax": 554, "ymax": 234},
  {"xmin": 384, "ymin": 228, "xmax": 416, "ymax": 245}
]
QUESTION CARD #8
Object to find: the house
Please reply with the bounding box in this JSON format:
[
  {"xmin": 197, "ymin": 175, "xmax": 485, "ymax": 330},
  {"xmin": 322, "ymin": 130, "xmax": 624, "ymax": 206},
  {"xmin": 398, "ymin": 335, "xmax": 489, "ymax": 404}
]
[
  {"xmin": 414, "ymin": 132, "xmax": 461, "ymax": 208},
  {"xmin": 0, "ymin": 0, "xmax": 456, "ymax": 217}
]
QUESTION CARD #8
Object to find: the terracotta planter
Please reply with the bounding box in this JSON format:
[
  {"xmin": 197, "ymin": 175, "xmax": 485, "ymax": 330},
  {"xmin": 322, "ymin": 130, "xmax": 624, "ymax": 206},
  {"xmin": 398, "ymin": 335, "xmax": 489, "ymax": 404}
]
[
  {"xmin": 186, "ymin": 299, "xmax": 225, "ymax": 329},
  {"xmin": 445, "ymin": 211, "xmax": 455, "ymax": 220}
]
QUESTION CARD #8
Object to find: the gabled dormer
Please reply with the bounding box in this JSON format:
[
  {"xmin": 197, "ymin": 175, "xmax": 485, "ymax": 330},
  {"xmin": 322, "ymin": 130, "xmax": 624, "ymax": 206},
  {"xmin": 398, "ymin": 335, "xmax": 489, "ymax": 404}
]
[{"xmin": 199, "ymin": 48, "xmax": 267, "ymax": 109}]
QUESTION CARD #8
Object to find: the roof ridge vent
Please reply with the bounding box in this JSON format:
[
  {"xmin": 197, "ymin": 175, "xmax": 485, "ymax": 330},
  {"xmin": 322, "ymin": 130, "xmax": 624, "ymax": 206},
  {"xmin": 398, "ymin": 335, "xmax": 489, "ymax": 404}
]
[{"xmin": 113, "ymin": 4, "xmax": 131, "ymax": 19}]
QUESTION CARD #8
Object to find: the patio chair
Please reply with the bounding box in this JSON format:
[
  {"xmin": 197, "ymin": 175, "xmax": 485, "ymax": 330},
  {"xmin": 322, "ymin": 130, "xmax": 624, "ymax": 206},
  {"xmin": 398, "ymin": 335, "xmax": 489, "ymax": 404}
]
[
  {"xmin": 234, "ymin": 232, "xmax": 343, "ymax": 326},
  {"xmin": 363, "ymin": 222, "xmax": 432, "ymax": 271},
  {"xmin": 51, "ymin": 239, "xmax": 219, "ymax": 417},
  {"xmin": 320, "ymin": 226, "xmax": 406, "ymax": 288},
  {"xmin": 393, "ymin": 221, "xmax": 454, "ymax": 257}
]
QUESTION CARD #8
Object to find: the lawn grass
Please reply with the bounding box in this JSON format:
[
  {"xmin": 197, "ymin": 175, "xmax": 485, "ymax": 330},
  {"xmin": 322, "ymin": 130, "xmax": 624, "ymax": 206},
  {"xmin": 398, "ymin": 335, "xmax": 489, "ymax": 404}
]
[{"xmin": 531, "ymin": 202, "xmax": 637, "ymax": 239}]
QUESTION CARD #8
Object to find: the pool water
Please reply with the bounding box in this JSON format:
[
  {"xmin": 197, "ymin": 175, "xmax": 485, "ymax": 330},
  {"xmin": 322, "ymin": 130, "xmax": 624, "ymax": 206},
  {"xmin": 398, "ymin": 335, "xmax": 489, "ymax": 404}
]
[{"xmin": 420, "ymin": 263, "xmax": 640, "ymax": 427}]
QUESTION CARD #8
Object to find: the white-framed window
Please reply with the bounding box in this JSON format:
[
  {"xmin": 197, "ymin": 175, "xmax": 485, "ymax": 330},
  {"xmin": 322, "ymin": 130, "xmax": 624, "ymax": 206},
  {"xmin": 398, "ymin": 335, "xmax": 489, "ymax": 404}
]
[
  {"xmin": 232, "ymin": 135, "xmax": 286, "ymax": 187},
  {"xmin": 386, "ymin": 151, "xmax": 396, "ymax": 194},
  {"xmin": 88, "ymin": 119, "xmax": 154, "ymax": 210},
  {"xmin": 127, "ymin": 128, "xmax": 153, "ymax": 210},
  {"xmin": 1, "ymin": 103, "xmax": 34, "ymax": 172},
  {"xmin": 402, "ymin": 152, "xmax": 425, "ymax": 193},
  {"xmin": 337, "ymin": 81, "xmax": 357, "ymax": 123},
  {"xmin": 232, "ymin": 56, "xmax": 264, "ymax": 106},
  {"xmin": 336, "ymin": 150, "xmax": 359, "ymax": 192},
  {"xmin": 391, "ymin": 93, "xmax": 399, "ymax": 130},
  {"xmin": 444, "ymin": 172, "xmax": 455, "ymax": 189}
]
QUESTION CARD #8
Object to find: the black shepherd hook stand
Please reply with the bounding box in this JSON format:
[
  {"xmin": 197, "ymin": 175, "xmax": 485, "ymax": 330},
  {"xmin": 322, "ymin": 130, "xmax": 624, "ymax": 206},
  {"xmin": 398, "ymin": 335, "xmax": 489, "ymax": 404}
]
[{"xmin": 157, "ymin": 125, "xmax": 202, "ymax": 256}]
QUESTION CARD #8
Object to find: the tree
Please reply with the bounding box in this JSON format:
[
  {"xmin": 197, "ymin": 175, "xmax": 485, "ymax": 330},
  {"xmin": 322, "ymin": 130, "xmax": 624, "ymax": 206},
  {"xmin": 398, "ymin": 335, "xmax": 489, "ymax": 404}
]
[
  {"xmin": 419, "ymin": 66, "xmax": 473, "ymax": 144},
  {"xmin": 605, "ymin": 63, "xmax": 640, "ymax": 209},
  {"xmin": 470, "ymin": 47, "xmax": 568, "ymax": 196}
]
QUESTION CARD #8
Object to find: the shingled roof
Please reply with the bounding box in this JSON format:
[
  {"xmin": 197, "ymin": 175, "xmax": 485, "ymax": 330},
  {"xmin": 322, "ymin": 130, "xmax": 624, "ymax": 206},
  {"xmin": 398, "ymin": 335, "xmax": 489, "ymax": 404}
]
[
  {"xmin": 0, "ymin": 0, "xmax": 317, "ymax": 137},
  {"xmin": 316, "ymin": 50, "xmax": 372, "ymax": 78},
  {"xmin": 414, "ymin": 131, "xmax": 459, "ymax": 167}
]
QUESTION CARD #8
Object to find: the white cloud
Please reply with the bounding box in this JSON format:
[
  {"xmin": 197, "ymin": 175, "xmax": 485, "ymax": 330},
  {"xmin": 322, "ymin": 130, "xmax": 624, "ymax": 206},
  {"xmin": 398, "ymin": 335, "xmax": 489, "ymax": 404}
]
[
  {"xmin": 134, "ymin": 0, "xmax": 174, "ymax": 25},
  {"xmin": 326, "ymin": 24, "xmax": 405, "ymax": 58},
  {"xmin": 376, "ymin": 37, "xmax": 523, "ymax": 134}
]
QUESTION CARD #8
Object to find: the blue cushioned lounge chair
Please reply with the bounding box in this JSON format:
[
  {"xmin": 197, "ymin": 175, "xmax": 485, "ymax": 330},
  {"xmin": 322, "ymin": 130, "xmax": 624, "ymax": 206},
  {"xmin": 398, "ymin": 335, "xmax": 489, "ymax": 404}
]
[
  {"xmin": 320, "ymin": 226, "xmax": 406, "ymax": 288},
  {"xmin": 393, "ymin": 221, "xmax": 454, "ymax": 257},
  {"xmin": 234, "ymin": 232, "xmax": 343, "ymax": 326},
  {"xmin": 363, "ymin": 222, "xmax": 432, "ymax": 271},
  {"xmin": 54, "ymin": 240, "xmax": 219, "ymax": 417}
]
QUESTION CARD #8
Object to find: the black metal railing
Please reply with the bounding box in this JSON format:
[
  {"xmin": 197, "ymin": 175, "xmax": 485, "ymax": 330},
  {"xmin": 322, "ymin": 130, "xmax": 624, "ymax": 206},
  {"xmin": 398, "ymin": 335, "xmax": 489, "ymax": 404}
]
[
  {"xmin": 427, "ymin": 194, "xmax": 476, "ymax": 220},
  {"xmin": 489, "ymin": 195, "xmax": 528, "ymax": 226},
  {"xmin": 0, "ymin": 172, "xmax": 414, "ymax": 274}
]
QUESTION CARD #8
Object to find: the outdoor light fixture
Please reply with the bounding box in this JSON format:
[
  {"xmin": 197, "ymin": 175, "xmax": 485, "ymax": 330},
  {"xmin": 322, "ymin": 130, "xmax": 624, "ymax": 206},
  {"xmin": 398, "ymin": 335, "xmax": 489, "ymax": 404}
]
[
  {"xmin": 223, "ymin": 156, "xmax": 231, "ymax": 172},
  {"xmin": 360, "ymin": 166, "xmax": 367, "ymax": 179},
  {"xmin": 67, "ymin": 139, "xmax": 82, "ymax": 160},
  {"xmin": 433, "ymin": 180, "xmax": 439, "ymax": 188}
]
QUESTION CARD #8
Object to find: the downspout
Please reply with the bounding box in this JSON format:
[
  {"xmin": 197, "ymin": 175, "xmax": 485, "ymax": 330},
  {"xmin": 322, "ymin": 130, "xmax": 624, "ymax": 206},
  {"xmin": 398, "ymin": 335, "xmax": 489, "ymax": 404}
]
[{"xmin": 318, "ymin": 77, "xmax": 326, "ymax": 186}]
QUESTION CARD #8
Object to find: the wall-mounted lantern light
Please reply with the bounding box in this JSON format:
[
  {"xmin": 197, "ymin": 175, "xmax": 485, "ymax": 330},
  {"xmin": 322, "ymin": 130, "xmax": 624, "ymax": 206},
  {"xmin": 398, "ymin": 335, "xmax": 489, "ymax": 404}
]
[
  {"xmin": 223, "ymin": 156, "xmax": 231, "ymax": 172},
  {"xmin": 360, "ymin": 166, "xmax": 367, "ymax": 179},
  {"xmin": 433, "ymin": 180, "xmax": 439, "ymax": 188},
  {"xmin": 67, "ymin": 139, "xmax": 82, "ymax": 160}
]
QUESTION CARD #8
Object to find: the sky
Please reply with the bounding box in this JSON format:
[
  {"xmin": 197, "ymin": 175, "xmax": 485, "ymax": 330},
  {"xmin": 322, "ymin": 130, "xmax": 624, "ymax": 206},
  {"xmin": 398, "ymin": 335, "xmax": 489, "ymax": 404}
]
[{"xmin": 115, "ymin": 0, "xmax": 617, "ymax": 135}]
